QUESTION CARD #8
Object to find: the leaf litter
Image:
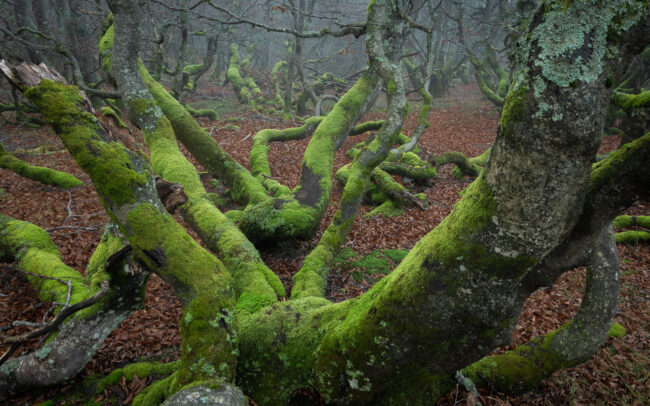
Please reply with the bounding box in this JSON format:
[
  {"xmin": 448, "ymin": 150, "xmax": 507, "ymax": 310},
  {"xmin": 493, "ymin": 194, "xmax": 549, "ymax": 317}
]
[{"xmin": 0, "ymin": 84, "xmax": 647, "ymax": 405}]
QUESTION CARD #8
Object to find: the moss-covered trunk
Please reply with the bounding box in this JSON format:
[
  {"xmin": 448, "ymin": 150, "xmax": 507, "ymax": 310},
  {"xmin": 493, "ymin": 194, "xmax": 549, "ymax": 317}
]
[
  {"xmin": 235, "ymin": 2, "xmax": 650, "ymax": 404},
  {"xmin": 2, "ymin": 52, "xmax": 237, "ymax": 401}
]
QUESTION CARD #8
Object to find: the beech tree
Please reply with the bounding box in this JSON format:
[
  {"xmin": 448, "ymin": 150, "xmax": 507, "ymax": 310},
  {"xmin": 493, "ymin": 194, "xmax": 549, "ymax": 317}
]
[{"xmin": 1, "ymin": 0, "xmax": 649, "ymax": 405}]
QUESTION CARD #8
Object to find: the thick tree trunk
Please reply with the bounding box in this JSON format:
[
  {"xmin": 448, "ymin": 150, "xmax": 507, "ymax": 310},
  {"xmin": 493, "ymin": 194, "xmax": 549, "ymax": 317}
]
[{"xmin": 237, "ymin": 3, "xmax": 650, "ymax": 404}]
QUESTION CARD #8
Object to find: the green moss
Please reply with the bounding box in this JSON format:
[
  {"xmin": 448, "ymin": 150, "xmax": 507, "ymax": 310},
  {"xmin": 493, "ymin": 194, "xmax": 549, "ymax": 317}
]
[
  {"xmin": 299, "ymin": 72, "xmax": 380, "ymax": 217},
  {"xmin": 237, "ymin": 296, "xmax": 341, "ymax": 403},
  {"xmin": 612, "ymin": 90, "xmax": 650, "ymax": 111},
  {"xmin": 183, "ymin": 63, "xmax": 204, "ymax": 76},
  {"xmin": 139, "ymin": 61, "xmax": 269, "ymax": 206},
  {"xmin": 399, "ymin": 152, "xmax": 424, "ymax": 167},
  {"xmin": 308, "ymin": 176, "xmax": 539, "ymax": 401},
  {"xmin": 615, "ymin": 230, "xmax": 650, "ymax": 244},
  {"xmin": 86, "ymin": 223, "xmax": 125, "ymax": 278},
  {"xmin": 227, "ymin": 44, "xmax": 248, "ymax": 103},
  {"xmin": 474, "ymin": 66, "xmax": 504, "ymax": 106},
  {"xmin": 417, "ymin": 87, "xmax": 433, "ymax": 126},
  {"xmin": 0, "ymin": 147, "xmax": 83, "ymax": 189},
  {"xmin": 343, "ymin": 248, "xmax": 409, "ymax": 281},
  {"xmin": 608, "ymin": 322, "xmax": 626, "ymax": 337},
  {"xmin": 500, "ymin": 80, "xmax": 528, "ymax": 132},
  {"xmin": 590, "ymin": 132, "xmax": 650, "ymax": 192},
  {"xmin": 0, "ymin": 214, "xmax": 89, "ymax": 306},
  {"xmin": 250, "ymin": 116, "xmax": 324, "ymax": 178},
  {"xmin": 365, "ymin": 200, "xmax": 404, "ymax": 219},
  {"xmin": 183, "ymin": 198, "xmax": 284, "ymax": 308},
  {"xmin": 185, "ymin": 105, "xmax": 218, "ymax": 120},
  {"xmin": 386, "ymin": 79, "xmax": 397, "ymax": 96},
  {"xmin": 85, "ymin": 361, "xmax": 180, "ymax": 394},
  {"xmin": 614, "ymin": 215, "xmax": 650, "ymax": 230},
  {"xmin": 100, "ymin": 106, "xmax": 127, "ymax": 128},
  {"xmin": 127, "ymin": 203, "xmax": 237, "ymax": 384},
  {"xmin": 462, "ymin": 328, "xmax": 565, "ymax": 394},
  {"xmin": 271, "ymin": 61, "xmax": 288, "ymax": 110},
  {"xmin": 132, "ymin": 372, "xmax": 178, "ymax": 406},
  {"xmin": 25, "ymin": 81, "xmax": 149, "ymax": 205},
  {"xmin": 98, "ymin": 23, "xmax": 114, "ymax": 73}
]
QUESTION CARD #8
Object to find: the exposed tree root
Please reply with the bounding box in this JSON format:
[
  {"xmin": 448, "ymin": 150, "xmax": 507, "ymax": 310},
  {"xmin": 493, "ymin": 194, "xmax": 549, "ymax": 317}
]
[{"xmin": 464, "ymin": 227, "xmax": 622, "ymax": 394}]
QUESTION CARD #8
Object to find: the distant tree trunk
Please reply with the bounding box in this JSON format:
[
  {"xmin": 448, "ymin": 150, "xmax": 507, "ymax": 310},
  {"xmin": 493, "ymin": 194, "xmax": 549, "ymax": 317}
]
[
  {"xmin": 171, "ymin": 0, "xmax": 189, "ymax": 103},
  {"xmin": 69, "ymin": 0, "xmax": 98, "ymax": 84},
  {"xmin": 13, "ymin": 0, "xmax": 42, "ymax": 63}
]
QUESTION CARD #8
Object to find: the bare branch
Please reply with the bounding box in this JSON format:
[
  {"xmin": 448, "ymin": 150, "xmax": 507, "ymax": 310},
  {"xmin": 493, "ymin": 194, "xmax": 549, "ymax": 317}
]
[{"xmin": 161, "ymin": 0, "xmax": 369, "ymax": 38}]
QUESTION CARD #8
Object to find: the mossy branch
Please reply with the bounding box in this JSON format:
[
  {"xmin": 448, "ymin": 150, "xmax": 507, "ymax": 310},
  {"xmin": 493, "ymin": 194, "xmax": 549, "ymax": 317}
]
[
  {"xmin": 431, "ymin": 148, "xmax": 491, "ymax": 179},
  {"xmin": 139, "ymin": 60, "xmax": 269, "ymax": 206},
  {"xmin": 16, "ymin": 64, "xmax": 235, "ymax": 392},
  {"xmin": 615, "ymin": 230, "xmax": 650, "ymax": 244},
  {"xmin": 84, "ymin": 360, "xmax": 180, "ymax": 395},
  {"xmin": 614, "ymin": 215, "xmax": 650, "ymax": 229},
  {"xmin": 0, "ymin": 214, "xmax": 89, "ymax": 307},
  {"xmin": 137, "ymin": 84, "xmax": 283, "ymax": 313},
  {"xmin": 250, "ymin": 116, "xmax": 324, "ymax": 179},
  {"xmin": 464, "ymin": 227, "xmax": 621, "ymax": 394},
  {"xmin": 0, "ymin": 219, "xmax": 146, "ymax": 399},
  {"xmin": 611, "ymin": 90, "xmax": 650, "ymax": 111},
  {"xmin": 0, "ymin": 142, "xmax": 83, "ymax": 189}
]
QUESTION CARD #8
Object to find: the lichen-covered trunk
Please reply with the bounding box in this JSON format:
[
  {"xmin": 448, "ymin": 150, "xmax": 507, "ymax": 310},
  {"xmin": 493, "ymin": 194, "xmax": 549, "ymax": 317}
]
[{"xmin": 235, "ymin": 2, "xmax": 649, "ymax": 404}]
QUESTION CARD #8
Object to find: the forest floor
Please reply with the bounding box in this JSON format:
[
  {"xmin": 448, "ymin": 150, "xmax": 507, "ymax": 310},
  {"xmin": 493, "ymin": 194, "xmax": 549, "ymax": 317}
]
[{"xmin": 1, "ymin": 83, "xmax": 648, "ymax": 405}]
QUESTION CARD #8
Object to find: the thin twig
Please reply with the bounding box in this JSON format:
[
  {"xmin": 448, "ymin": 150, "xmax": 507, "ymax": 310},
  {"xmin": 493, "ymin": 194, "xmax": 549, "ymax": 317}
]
[
  {"xmin": 0, "ymin": 281, "xmax": 110, "ymax": 365},
  {"xmin": 45, "ymin": 225, "xmax": 103, "ymax": 232},
  {"xmin": 63, "ymin": 190, "xmax": 73, "ymax": 225}
]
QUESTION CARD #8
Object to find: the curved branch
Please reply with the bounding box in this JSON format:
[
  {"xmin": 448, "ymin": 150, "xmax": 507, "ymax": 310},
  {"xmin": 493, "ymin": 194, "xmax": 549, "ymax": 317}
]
[
  {"xmin": 204, "ymin": 1, "xmax": 367, "ymax": 38},
  {"xmin": 464, "ymin": 226, "xmax": 621, "ymax": 394},
  {"xmin": 315, "ymin": 94, "xmax": 338, "ymax": 116}
]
